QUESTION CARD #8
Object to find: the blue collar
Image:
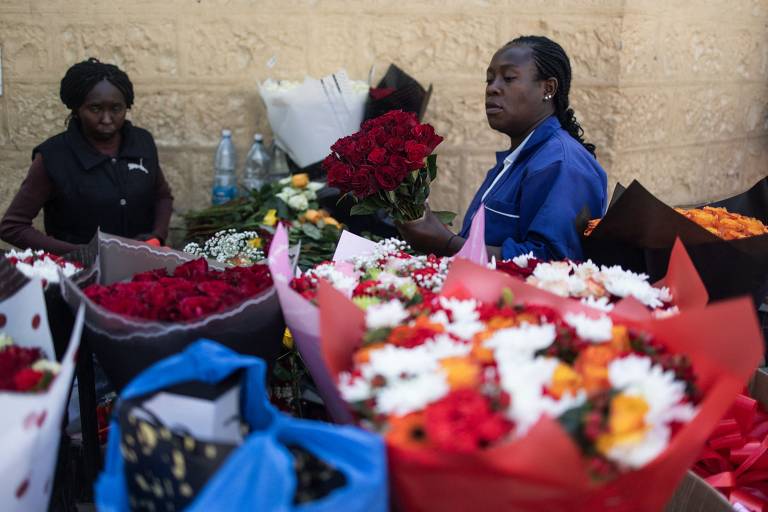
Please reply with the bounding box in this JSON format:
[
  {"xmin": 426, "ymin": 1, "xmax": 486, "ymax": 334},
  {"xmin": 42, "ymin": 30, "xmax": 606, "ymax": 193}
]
[{"xmin": 493, "ymin": 115, "xmax": 562, "ymax": 166}]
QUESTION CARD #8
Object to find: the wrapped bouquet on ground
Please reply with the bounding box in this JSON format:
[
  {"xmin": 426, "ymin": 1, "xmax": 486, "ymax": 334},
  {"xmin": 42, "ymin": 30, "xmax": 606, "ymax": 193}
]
[
  {"xmin": 582, "ymin": 178, "xmax": 768, "ymax": 303},
  {"xmin": 318, "ymin": 256, "xmax": 763, "ymax": 511},
  {"xmin": 96, "ymin": 340, "xmax": 387, "ymax": 512},
  {"xmin": 60, "ymin": 231, "xmax": 284, "ymax": 390},
  {"xmin": 0, "ymin": 274, "xmax": 84, "ymax": 512}
]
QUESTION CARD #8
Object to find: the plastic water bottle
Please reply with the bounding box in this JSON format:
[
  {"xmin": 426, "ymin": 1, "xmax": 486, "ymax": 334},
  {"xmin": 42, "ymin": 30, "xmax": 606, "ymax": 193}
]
[
  {"xmin": 242, "ymin": 134, "xmax": 271, "ymax": 192},
  {"xmin": 212, "ymin": 129, "xmax": 238, "ymax": 205},
  {"xmin": 269, "ymin": 143, "xmax": 291, "ymax": 182}
]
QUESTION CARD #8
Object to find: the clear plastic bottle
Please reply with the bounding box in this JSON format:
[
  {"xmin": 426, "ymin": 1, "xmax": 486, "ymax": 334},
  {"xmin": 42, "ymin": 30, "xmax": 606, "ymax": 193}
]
[
  {"xmin": 269, "ymin": 143, "xmax": 291, "ymax": 182},
  {"xmin": 212, "ymin": 129, "xmax": 238, "ymax": 205},
  {"xmin": 242, "ymin": 134, "xmax": 271, "ymax": 193}
]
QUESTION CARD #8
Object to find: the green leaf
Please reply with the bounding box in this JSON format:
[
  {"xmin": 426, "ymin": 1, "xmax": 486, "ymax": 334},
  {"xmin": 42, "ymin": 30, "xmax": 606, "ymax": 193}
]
[
  {"xmin": 426, "ymin": 154, "xmax": 438, "ymax": 181},
  {"xmin": 301, "ymin": 223, "xmax": 322, "ymax": 240},
  {"xmin": 433, "ymin": 210, "xmax": 457, "ymax": 226},
  {"xmin": 350, "ymin": 202, "xmax": 380, "ymax": 216}
]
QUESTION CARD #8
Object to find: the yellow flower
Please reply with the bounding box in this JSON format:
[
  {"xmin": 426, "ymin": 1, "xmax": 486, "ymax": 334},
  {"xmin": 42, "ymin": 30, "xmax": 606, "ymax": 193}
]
[
  {"xmin": 323, "ymin": 216, "xmax": 341, "ymax": 229},
  {"xmin": 247, "ymin": 238, "xmax": 262, "ymax": 249},
  {"xmin": 263, "ymin": 209, "xmax": 278, "ymax": 227},
  {"xmin": 304, "ymin": 209, "xmax": 322, "ymax": 223},
  {"xmin": 291, "ymin": 173, "xmax": 310, "ymax": 189},
  {"xmin": 439, "ymin": 357, "xmax": 481, "ymax": 390},
  {"xmin": 596, "ymin": 394, "xmax": 650, "ymax": 454},
  {"xmin": 282, "ymin": 328, "xmax": 294, "ymax": 350},
  {"xmin": 548, "ymin": 362, "xmax": 583, "ymax": 399}
]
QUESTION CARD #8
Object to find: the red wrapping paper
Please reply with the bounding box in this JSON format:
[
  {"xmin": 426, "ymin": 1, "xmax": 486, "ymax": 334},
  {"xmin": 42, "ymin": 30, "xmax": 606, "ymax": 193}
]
[
  {"xmin": 319, "ymin": 257, "xmax": 763, "ymax": 511},
  {"xmin": 695, "ymin": 371, "xmax": 768, "ymax": 511}
]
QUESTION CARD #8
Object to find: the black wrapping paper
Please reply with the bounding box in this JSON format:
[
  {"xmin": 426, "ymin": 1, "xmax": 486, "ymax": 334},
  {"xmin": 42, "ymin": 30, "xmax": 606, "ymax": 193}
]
[
  {"xmin": 583, "ymin": 179, "xmax": 768, "ymax": 304},
  {"xmin": 60, "ymin": 231, "xmax": 285, "ymax": 390}
]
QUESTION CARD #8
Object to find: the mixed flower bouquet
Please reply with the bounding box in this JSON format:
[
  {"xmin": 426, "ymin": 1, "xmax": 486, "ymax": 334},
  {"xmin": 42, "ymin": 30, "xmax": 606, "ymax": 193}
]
[
  {"xmin": 0, "ymin": 277, "xmax": 83, "ymax": 512},
  {"xmin": 582, "ymin": 178, "xmax": 768, "ymax": 302},
  {"xmin": 183, "ymin": 174, "xmax": 342, "ymax": 270},
  {"xmin": 324, "ymin": 110, "xmax": 454, "ymax": 223},
  {"xmin": 0, "ymin": 334, "xmax": 60, "ymax": 392},
  {"xmin": 4, "ymin": 249, "xmax": 82, "ymax": 286},
  {"xmin": 317, "ymin": 258, "xmax": 763, "ymax": 511},
  {"xmin": 60, "ymin": 231, "xmax": 284, "ymax": 390}
]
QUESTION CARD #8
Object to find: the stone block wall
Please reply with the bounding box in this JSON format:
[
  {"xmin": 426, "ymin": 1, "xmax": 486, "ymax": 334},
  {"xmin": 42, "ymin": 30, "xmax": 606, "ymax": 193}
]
[{"xmin": 0, "ymin": 0, "xmax": 766, "ymax": 237}]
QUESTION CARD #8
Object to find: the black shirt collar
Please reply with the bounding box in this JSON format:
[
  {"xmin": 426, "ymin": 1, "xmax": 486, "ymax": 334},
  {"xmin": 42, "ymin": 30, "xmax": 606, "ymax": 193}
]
[{"xmin": 64, "ymin": 120, "xmax": 144, "ymax": 171}]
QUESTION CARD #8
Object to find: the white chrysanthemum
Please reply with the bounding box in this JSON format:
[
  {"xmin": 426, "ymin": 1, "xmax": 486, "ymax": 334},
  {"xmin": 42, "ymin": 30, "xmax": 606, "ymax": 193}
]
[
  {"xmin": 438, "ymin": 297, "xmax": 479, "ymax": 323},
  {"xmin": 603, "ymin": 355, "xmax": 697, "ymax": 468},
  {"xmin": 497, "ymin": 356, "xmax": 586, "ymax": 434},
  {"xmin": 512, "ymin": 251, "xmax": 535, "ymax": 269},
  {"xmin": 434, "ymin": 297, "xmax": 485, "ymax": 340},
  {"xmin": 375, "ymin": 372, "xmax": 450, "ymax": 416},
  {"xmin": 483, "ymin": 322, "xmax": 557, "ymax": 361},
  {"xmin": 564, "ymin": 312, "xmax": 613, "ymax": 342},
  {"xmin": 287, "ymin": 193, "xmax": 309, "ymax": 211},
  {"xmin": 365, "ymin": 301, "xmax": 410, "ymax": 330},
  {"xmin": 305, "ymin": 263, "xmax": 358, "ymax": 296},
  {"xmin": 338, "ymin": 372, "xmax": 372, "ymax": 403},
  {"xmin": 581, "ymin": 295, "xmax": 615, "ymax": 312},
  {"xmin": 572, "ymin": 260, "xmax": 600, "ymax": 279},
  {"xmin": 530, "ymin": 261, "xmax": 572, "ymax": 282},
  {"xmin": 307, "ymin": 181, "xmax": 325, "ymax": 192},
  {"xmin": 600, "ymin": 265, "xmax": 671, "ymax": 309},
  {"xmin": 362, "ymin": 344, "xmax": 440, "ymax": 382},
  {"xmin": 7, "ymin": 249, "xmax": 81, "ymax": 283}
]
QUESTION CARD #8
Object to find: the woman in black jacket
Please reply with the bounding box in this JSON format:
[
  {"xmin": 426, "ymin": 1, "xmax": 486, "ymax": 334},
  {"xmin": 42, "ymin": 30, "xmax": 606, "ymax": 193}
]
[{"xmin": 0, "ymin": 58, "xmax": 174, "ymax": 254}]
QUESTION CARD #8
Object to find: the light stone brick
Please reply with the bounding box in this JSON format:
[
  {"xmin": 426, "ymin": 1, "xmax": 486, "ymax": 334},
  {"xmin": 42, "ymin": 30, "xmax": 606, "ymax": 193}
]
[
  {"xmin": 181, "ymin": 18, "xmax": 308, "ymax": 80},
  {"xmin": 361, "ymin": 15, "xmax": 498, "ymax": 79},
  {"xmin": 130, "ymin": 88, "xmax": 266, "ymax": 150},
  {"xmin": 307, "ymin": 17, "xmax": 367, "ymax": 78},
  {"xmin": 426, "ymin": 85, "xmax": 508, "ymax": 150},
  {"xmin": 0, "ymin": 98, "xmax": 9, "ymax": 147},
  {"xmin": 5, "ymin": 84, "xmax": 68, "ymax": 147},
  {"xmin": 56, "ymin": 20, "xmax": 179, "ymax": 79},
  {"xmin": 0, "ymin": 150, "xmax": 33, "ymax": 215},
  {"xmin": 619, "ymin": 16, "xmax": 662, "ymax": 83},
  {"xmin": 158, "ymin": 149, "xmax": 214, "ymax": 213},
  {"xmin": 0, "ymin": 18, "xmax": 50, "ymax": 81},
  {"xmin": 428, "ymin": 152, "xmax": 463, "ymax": 225}
]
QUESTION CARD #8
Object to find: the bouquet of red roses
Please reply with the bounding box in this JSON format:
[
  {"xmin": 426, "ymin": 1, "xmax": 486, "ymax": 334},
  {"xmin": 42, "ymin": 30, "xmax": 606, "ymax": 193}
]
[{"xmin": 323, "ymin": 110, "xmax": 453, "ymax": 223}]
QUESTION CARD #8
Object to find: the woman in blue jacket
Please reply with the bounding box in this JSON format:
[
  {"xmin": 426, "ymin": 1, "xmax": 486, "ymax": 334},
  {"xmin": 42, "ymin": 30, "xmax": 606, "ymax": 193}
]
[{"xmin": 397, "ymin": 35, "xmax": 607, "ymax": 261}]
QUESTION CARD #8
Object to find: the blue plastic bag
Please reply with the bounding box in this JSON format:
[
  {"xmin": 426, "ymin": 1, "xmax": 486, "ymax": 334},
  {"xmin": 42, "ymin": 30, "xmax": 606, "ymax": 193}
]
[{"xmin": 96, "ymin": 339, "xmax": 388, "ymax": 512}]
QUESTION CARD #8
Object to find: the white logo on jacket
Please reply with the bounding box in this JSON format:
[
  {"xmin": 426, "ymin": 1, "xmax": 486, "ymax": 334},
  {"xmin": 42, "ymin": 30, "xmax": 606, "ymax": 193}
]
[{"xmin": 127, "ymin": 158, "xmax": 149, "ymax": 174}]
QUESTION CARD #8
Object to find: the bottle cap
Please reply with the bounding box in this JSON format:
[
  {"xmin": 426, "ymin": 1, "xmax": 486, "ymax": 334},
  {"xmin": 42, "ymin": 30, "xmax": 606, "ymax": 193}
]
[
  {"xmin": 253, "ymin": 133, "xmax": 263, "ymax": 142},
  {"xmin": 221, "ymin": 129, "xmax": 232, "ymax": 137}
]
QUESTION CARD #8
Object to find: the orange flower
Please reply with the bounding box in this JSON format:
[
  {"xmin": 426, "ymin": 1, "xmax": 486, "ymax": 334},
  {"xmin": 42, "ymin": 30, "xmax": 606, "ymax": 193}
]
[
  {"xmin": 386, "ymin": 413, "xmax": 428, "ymax": 449},
  {"xmin": 674, "ymin": 206, "xmax": 768, "ymax": 240},
  {"xmin": 440, "ymin": 357, "xmax": 481, "ymax": 390},
  {"xmin": 470, "ymin": 341, "xmax": 495, "ymax": 364},
  {"xmin": 584, "ymin": 218, "xmax": 601, "ymax": 236},
  {"xmin": 575, "ymin": 344, "xmax": 621, "ymax": 394},
  {"xmin": 609, "ymin": 325, "xmax": 630, "ymax": 353},
  {"xmin": 548, "ymin": 362, "xmax": 583, "ymax": 399},
  {"xmin": 387, "ymin": 316, "xmax": 444, "ymax": 348},
  {"xmin": 596, "ymin": 394, "xmax": 650, "ymax": 455}
]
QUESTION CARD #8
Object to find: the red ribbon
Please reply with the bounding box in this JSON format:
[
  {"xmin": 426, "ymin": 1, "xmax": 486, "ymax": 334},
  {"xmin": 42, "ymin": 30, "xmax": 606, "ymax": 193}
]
[{"xmin": 695, "ymin": 392, "xmax": 768, "ymax": 511}]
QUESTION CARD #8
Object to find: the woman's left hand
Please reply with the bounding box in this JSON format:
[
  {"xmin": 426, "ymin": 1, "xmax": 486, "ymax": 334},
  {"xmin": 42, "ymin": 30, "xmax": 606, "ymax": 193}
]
[{"xmin": 395, "ymin": 204, "xmax": 456, "ymax": 255}]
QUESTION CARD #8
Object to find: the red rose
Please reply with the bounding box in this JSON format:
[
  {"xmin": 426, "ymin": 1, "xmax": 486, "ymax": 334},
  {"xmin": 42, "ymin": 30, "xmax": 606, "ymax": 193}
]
[
  {"xmin": 367, "ymin": 147, "xmax": 388, "ymax": 165},
  {"xmin": 424, "ymin": 389, "xmax": 513, "ymax": 453},
  {"xmin": 350, "ymin": 166, "xmax": 376, "ymax": 198},
  {"xmin": 13, "ymin": 368, "xmax": 44, "ymax": 391},
  {"xmin": 175, "ymin": 258, "xmax": 209, "ymax": 279},
  {"xmin": 404, "ymin": 140, "xmax": 429, "ymax": 167},
  {"xmin": 373, "ymin": 166, "xmax": 401, "ymax": 191}
]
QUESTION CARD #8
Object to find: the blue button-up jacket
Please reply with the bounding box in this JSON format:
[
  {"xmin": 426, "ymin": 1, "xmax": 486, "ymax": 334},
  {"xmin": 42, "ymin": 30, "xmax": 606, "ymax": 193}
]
[{"xmin": 459, "ymin": 116, "xmax": 607, "ymax": 261}]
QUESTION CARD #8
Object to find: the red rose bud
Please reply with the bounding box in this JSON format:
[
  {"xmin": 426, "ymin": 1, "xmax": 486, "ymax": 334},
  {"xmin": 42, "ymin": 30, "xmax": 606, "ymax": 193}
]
[{"xmin": 13, "ymin": 368, "xmax": 45, "ymax": 392}]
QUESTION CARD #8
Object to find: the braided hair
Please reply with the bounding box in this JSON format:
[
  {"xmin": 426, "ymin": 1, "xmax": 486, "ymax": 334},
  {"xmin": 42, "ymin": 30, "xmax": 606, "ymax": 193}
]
[
  {"xmin": 507, "ymin": 36, "xmax": 596, "ymax": 157},
  {"xmin": 59, "ymin": 58, "xmax": 134, "ymax": 123}
]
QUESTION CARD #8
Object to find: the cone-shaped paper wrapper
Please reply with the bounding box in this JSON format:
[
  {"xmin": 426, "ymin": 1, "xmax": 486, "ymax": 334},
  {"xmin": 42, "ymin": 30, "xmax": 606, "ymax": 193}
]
[
  {"xmin": 319, "ymin": 257, "xmax": 764, "ymax": 511},
  {"xmin": 267, "ymin": 224, "xmax": 353, "ymax": 423},
  {"xmin": 455, "ymin": 206, "xmax": 488, "ymax": 266}
]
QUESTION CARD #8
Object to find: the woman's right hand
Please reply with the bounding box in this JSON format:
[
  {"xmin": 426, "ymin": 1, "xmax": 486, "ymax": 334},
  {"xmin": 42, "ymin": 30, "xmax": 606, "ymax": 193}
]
[{"xmin": 395, "ymin": 204, "xmax": 456, "ymax": 255}]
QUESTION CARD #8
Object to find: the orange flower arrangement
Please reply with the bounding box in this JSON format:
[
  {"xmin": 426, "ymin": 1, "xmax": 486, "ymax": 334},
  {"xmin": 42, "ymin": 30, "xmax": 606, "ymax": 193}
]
[{"xmin": 584, "ymin": 206, "xmax": 768, "ymax": 239}]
